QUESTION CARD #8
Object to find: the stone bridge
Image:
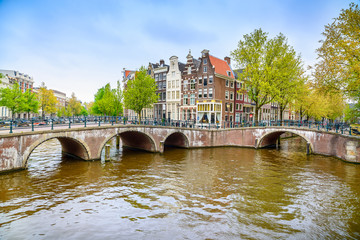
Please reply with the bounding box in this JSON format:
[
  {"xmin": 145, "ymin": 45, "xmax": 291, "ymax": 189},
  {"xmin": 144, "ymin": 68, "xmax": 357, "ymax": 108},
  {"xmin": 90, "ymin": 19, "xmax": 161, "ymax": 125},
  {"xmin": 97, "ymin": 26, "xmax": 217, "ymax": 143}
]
[{"xmin": 0, "ymin": 125, "xmax": 359, "ymax": 173}]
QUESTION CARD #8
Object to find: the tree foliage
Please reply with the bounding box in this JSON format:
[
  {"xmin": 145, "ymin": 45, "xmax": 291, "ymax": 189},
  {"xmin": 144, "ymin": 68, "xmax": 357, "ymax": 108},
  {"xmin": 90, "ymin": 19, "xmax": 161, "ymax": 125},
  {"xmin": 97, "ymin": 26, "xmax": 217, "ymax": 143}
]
[
  {"xmin": 231, "ymin": 28, "xmax": 304, "ymax": 123},
  {"xmin": 37, "ymin": 82, "xmax": 58, "ymax": 118},
  {"xmin": 93, "ymin": 81, "xmax": 123, "ymax": 116},
  {"xmin": 23, "ymin": 89, "xmax": 39, "ymax": 117},
  {"xmin": 68, "ymin": 92, "xmax": 82, "ymax": 116},
  {"xmin": 313, "ymin": 3, "xmax": 360, "ymax": 96},
  {"xmin": 0, "ymin": 83, "xmax": 24, "ymax": 119},
  {"xmin": 124, "ymin": 66, "xmax": 158, "ymax": 120}
]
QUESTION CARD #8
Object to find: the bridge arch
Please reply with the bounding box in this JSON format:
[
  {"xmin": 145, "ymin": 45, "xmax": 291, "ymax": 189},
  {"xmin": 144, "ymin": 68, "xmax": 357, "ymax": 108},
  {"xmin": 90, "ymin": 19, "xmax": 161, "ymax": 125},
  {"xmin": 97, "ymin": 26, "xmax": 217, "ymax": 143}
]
[
  {"xmin": 23, "ymin": 135, "xmax": 91, "ymax": 167},
  {"xmin": 163, "ymin": 131, "xmax": 189, "ymax": 148},
  {"xmin": 98, "ymin": 130, "xmax": 158, "ymax": 157},
  {"xmin": 256, "ymin": 130, "xmax": 314, "ymax": 153}
]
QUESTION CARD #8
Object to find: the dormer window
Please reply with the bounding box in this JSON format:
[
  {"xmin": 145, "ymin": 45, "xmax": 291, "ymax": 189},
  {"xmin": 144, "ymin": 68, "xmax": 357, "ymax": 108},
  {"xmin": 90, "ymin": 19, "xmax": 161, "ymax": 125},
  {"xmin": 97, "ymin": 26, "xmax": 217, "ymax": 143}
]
[{"xmin": 227, "ymin": 71, "xmax": 231, "ymax": 77}]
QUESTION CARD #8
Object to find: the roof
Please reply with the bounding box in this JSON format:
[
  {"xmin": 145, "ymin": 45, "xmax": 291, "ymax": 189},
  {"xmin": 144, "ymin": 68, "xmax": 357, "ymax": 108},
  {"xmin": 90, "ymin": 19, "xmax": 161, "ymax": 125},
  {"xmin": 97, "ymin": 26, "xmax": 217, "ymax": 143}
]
[
  {"xmin": 233, "ymin": 69, "xmax": 244, "ymax": 79},
  {"xmin": 193, "ymin": 58, "xmax": 201, "ymax": 69},
  {"xmin": 124, "ymin": 70, "xmax": 133, "ymax": 78},
  {"xmin": 179, "ymin": 62, "xmax": 186, "ymax": 72},
  {"xmin": 209, "ymin": 55, "xmax": 234, "ymax": 79}
]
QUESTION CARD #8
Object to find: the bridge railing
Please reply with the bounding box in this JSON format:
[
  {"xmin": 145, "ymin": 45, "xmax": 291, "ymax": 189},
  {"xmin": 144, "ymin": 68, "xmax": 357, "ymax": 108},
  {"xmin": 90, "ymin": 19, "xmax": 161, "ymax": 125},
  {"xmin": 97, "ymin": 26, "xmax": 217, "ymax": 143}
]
[{"xmin": 0, "ymin": 117, "xmax": 358, "ymax": 136}]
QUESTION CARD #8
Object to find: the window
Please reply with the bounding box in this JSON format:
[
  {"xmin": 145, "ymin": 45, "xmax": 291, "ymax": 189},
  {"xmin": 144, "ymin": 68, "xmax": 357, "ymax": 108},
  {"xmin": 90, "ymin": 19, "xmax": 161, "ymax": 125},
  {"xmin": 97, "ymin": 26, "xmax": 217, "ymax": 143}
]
[
  {"xmin": 236, "ymin": 82, "xmax": 240, "ymax": 88},
  {"xmin": 163, "ymin": 73, "xmax": 167, "ymax": 80},
  {"xmin": 172, "ymin": 80, "xmax": 175, "ymax": 88},
  {"xmin": 236, "ymin": 93, "xmax": 240, "ymax": 100},
  {"xmin": 172, "ymin": 71, "xmax": 175, "ymax": 77},
  {"xmin": 172, "ymin": 91, "xmax": 175, "ymax": 99},
  {"xmin": 190, "ymin": 94, "xmax": 195, "ymax": 105},
  {"xmin": 230, "ymin": 103, "xmax": 233, "ymax": 113},
  {"xmin": 199, "ymin": 89, "xmax": 202, "ymax": 98},
  {"xmin": 199, "ymin": 77, "xmax": 202, "ymax": 84},
  {"xmin": 204, "ymin": 88, "xmax": 208, "ymax": 98},
  {"xmin": 225, "ymin": 80, "xmax": 229, "ymax": 87},
  {"xmin": 168, "ymin": 81, "xmax": 171, "ymax": 88},
  {"xmin": 168, "ymin": 91, "xmax": 171, "ymax": 100},
  {"xmin": 190, "ymin": 79, "xmax": 196, "ymax": 90},
  {"xmin": 163, "ymin": 92, "xmax": 166, "ymax": 100},
  {"xmin": 183, "ymin": 80, "xmax": 188, "ymax": 91},
  {"xmin": 209, "ymin": 88, "xmax": 213, "ymax": 98},
  {"xmin": 209, "ymin": 75, "xmax": 213, "ymax": 84},
  {"xmin": 203, "ymin": 59, "xmax": 207, "ymax": 64},
  {"xmin": 230, "ymin": 92, "xmax": 234, "ymax": 100},
  {"xmin": 227, "ymin": 71, "xmax": 231, "ymax": 77},
  {"xmin": 236, "ymin": 103, "xmax": 240, "ymax": 110},
  {"xmin": 176, "ymin": 91, "xmax": 179, "ymax": 99},
  {"xmin": 225, "ymin": 91, "xmax": 229, "ymax": 100},
  {"xmin": 155, "ymin": 74, "xmax": 159, "ymax": 81},
  {"xmin": 204, "ymin": 66, "xmax": 207, "ymax": 72},
  {"xmin": 184, "ymin": 94, "xmax": 188, "ymax": 105},
  {"xmin": 176, "ymin": 80, "xmax": 179, "ymax": 88},
  {"xmin": 204, "ymin": 77, "xmax": 207, "ymax": 86},
  {"xmin": 230, "ymin": 81, "xmax": 234, "ymax": 88},
  {"xmin": 159, "ymin": 73, "xmax": 163, "ymax": 81},
  {"xmin": 188, "ymin": 66, "xmax": 191, "ymax": 74},
  {"xmin": 240, "ymin": 93, "xmax": 243, "ymax": 100}
]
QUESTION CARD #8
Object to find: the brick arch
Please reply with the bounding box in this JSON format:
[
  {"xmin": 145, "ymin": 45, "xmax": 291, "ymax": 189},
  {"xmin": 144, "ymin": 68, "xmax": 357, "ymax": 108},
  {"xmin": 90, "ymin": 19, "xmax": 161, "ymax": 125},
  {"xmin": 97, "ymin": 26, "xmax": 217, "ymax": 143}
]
[
  {"xmin": 256, "ymin": 130, "xmax": 314, "ymax": 152},
  {"xmin": 23, "ymin": 135, "xmax": 91, "ymax": 167},
  {"xmin": 97, "ymin": 130, "xmax": 158, "ymax": 157},
  {"xmin": 163, "ymin": 131, "xmax": 189, "ymax": 148}
]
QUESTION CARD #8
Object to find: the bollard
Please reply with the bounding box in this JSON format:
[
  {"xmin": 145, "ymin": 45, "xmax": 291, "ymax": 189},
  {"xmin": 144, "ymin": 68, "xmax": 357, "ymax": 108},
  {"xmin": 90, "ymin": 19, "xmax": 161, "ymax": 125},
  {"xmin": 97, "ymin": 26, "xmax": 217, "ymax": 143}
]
[
  {"xmin": 51, "ymin": 119, "xmax": 54, "ymax": 130},
  {"xmin": 105, "ymin": 144, "xmax": 111, "ymax": 162},
  {"xmin": 116, "ymin": 136, "xmax": 120, "ymax": 149},
  {"xmin": 9, "ymin": 120, "xmax": 13, "ymax": 134},
  {"xmin": 69, "ymin": 118, "xmax": 71, "ymax": 129},
  {"xmin": 84, "ymin": 117, "xmax": 87, "ymax": 127},
  {"xmin": 32, "ymin": 119, "xmax": 34, "ymax": 131}
]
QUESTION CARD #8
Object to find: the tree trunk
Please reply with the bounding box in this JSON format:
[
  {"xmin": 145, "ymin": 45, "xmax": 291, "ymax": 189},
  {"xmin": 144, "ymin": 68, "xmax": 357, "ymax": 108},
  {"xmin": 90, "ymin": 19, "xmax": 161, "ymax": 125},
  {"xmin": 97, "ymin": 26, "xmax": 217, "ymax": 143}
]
[{"xmin": 254, "ymin": 104, "xmax": 259, "ymax": 126}]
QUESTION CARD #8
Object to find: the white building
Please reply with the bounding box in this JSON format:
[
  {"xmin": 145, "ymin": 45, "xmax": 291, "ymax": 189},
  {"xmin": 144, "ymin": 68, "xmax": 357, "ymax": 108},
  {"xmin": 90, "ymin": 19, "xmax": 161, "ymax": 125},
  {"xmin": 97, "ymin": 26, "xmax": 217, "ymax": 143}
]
[{"xmin": 166, "ymin": 56, "xmax": 185, "ymax": 120}]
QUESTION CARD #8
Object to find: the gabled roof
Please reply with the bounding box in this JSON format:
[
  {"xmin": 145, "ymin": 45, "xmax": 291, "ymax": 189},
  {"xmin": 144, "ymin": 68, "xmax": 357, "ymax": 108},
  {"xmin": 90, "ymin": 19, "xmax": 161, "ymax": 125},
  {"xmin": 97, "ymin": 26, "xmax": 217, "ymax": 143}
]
[{"xmin": 209, "ymin": 55, "xmax": 234, "ymax": 79}]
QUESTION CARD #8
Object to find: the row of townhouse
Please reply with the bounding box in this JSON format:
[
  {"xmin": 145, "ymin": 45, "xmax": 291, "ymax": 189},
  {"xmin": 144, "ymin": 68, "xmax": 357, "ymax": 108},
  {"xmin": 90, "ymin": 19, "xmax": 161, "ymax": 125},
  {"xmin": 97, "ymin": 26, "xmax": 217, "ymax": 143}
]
[{"xmin": 123, "ymin": 49, "xmax": 298, "ymax": 125}]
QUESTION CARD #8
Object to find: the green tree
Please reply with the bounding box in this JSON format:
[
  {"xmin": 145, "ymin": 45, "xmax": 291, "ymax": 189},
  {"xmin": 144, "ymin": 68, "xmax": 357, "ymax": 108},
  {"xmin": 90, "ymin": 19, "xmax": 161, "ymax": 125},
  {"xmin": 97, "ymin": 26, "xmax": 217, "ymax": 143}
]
[
  {"xmin": 313, "ymin": 3, "xmax": 360, "ymax": 95},
  {"xmin": 124, "ymin": 66, "xmax": 158, "ymax": 121},
  {"xmin": 0, "ymin": 82, "xmax": 24, "ymax": 119},
  {"xmin": 313, "ymin": 3, "xmax": 360, "ymax": 122},
  {"xmin": 23, "ymin": 89, "xmax": 39, "ymax": 118},
  {"xmin": 80, "ymin": 106, "xmax": 88, "ymax": 116},
  {"xmin": 231, "ymin": 29, "xmax": 304, "ymax": 124},
  {"xmin": 93, "ymin": 82, "xmax": 123, "ymax": 117}
]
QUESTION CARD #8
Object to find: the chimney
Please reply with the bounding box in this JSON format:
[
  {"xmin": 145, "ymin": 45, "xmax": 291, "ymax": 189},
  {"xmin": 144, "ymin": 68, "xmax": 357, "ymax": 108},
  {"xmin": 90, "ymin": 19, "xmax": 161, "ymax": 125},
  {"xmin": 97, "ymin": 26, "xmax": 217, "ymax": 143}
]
[
  {"xmin": 224, "ymin": 56, "xmax": 231, "ymax": 65},
  {"xmin": 160, "ymin": 59, "xmax": 165, "ymax": 66}
]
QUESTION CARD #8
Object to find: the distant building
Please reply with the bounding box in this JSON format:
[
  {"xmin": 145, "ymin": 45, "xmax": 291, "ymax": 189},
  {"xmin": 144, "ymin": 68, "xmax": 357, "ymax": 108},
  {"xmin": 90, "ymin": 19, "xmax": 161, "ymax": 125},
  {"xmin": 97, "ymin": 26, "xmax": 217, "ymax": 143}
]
[{"xmin": 0, "ymin": 69, "xmax": 35, "ymax": 119}]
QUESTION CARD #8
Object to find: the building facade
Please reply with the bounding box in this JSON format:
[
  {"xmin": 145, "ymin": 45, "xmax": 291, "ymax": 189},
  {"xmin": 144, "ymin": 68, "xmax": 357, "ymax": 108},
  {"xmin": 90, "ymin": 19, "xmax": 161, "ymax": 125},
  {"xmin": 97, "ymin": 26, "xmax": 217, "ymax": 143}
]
[
  {"xmin": 0, "ymin": 70, "xmax": 35, "ymax": 119},
  {"xmin": 150, "ymin": 60, "xmax": 168, "ymax": 120},
  {"xmin": 166, "ymin": 56, "xmax": 185, "ymax": 121}
]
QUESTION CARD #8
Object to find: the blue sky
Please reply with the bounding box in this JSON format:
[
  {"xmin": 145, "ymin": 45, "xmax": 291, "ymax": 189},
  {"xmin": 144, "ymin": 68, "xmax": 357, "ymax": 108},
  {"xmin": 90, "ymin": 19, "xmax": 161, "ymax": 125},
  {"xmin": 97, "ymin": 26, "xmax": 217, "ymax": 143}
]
[{"xmin": 0, "ymin": 0, "xmax": 354, "ymax": 102}]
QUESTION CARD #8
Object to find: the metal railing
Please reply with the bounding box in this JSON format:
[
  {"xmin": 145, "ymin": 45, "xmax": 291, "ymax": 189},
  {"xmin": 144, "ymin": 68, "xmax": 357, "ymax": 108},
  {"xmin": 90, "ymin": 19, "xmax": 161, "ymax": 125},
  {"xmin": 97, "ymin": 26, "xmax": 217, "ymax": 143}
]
[{"xmin": 0, "ymin": 117, "xmax": 358, "ymax": 136}]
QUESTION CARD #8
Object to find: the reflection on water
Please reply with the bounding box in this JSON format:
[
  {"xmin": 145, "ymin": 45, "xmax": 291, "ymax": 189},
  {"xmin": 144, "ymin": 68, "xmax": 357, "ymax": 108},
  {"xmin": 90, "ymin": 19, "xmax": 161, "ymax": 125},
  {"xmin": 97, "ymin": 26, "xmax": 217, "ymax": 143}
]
[{"xmin": 1, "ymin": 137, "xmax": 360, "ymax": 239}]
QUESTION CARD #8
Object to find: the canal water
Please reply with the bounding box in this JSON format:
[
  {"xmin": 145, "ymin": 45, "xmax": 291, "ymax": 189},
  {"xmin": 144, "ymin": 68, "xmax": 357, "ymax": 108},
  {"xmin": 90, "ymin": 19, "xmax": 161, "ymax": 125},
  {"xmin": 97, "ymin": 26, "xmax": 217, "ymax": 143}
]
[{"xmin": 1, "ymin": 137, "xmax": 360, "ymax": 239}]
